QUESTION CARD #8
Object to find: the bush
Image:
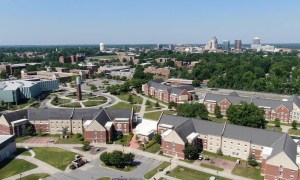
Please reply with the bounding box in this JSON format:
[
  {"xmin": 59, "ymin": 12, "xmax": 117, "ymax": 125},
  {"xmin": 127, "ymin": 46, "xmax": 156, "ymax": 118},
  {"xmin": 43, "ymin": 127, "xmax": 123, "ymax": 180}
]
[
  {"xmin": 247, "ymin": 154, "xmax": 258, "ymax": 167},
  {"xmin": 274, "ymin": 118, "xmax": 281, "ymax": 127},
  {"xmin": 216, "ymin": 148, "xmax": 223, "ymax": 156},
  {"xmin": 292, "ymin": 120, "xmax": 297, "ymax": 130},
  {"xmin": 82, "ymin": 141, "xmax": 90, "ymax": 151}
]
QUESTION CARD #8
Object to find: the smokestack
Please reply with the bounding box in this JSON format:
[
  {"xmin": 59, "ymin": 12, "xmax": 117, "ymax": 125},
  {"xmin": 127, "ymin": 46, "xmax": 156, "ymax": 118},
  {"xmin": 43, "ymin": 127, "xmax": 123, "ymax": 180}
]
[{"xmin": 76, "ymin": 76, "xmax": 82, "ymax": 101}]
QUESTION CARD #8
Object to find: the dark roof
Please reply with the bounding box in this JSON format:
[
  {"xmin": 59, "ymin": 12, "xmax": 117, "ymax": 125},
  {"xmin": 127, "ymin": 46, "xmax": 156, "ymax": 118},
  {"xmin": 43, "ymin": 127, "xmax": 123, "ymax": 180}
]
[
  {"xmin": 175, "ymin": 119, "xmax": 195, "ymax": 143},
  {"xmin": 0, "ymin": 135, "xmax": 15, "ymax": 151},
  {"xmin": 72, "ymin": 109, "xmax": 100, "ymax": 120},
  {"xmin": 94, "ymin": 110, "xmax": 111, "ymax": 126},
  {"xmin": 159, "ymin": 114, "xmax": 190, "ymax": 129},
  {"xmin": 104, "ymin": 109, "xmax": 132, "ymax": 120},
  {"xmin": 147, "ymin": 81, "xmax": 186, "ymax": 95},
  {"xmin": 151, "ymin": 79, "xmax": 164, "ymax": 83},
  {"xmin": 193, "ymin": 119, "xmax": 224, "ymax": 136},
  {"xmin": 3, "ymin": 109, "xmax": 28, "ymax": 123},
  {"xmin": 204, "ymin": 93, "xmax": 251, "ymax": 104},
  {"xmin": 223, "ymin": 124, "xmax": 284, "ymax": 147},
  {"xmin": 288, "ymin": 95, "xmax": 300, "ymax": 108},
  {"xmin": 28, "ymin": 109, "xmax": 50, "ymax": 120},
  {"xmin": 267, "ymin": 133, "xmax": 297, "ymax": 163},
  {"xmin": 47, "ymin": 109, "xmax": 73, "ymax": 120},
  {"xmin": 178, "ymin": 85, "xmax": 194, "ymax": 92}
]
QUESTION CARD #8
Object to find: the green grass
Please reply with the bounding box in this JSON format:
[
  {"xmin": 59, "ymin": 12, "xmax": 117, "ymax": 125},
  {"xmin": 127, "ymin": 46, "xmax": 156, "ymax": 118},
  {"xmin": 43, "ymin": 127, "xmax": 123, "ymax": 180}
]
[
  {"xmin": 144, "ymin": 111, "xmax": 164, "ymax": 120},
  {"xmin": 200, "ymin": 163, "xmax": 224, "ymax": 171},
  {"xmin": 97, "ymin": 177, "xmax": 111, "ymax": 180},
  {"xmin": 32, "ymin": 147, "xmax": 78, "ymax": 171},
  {"xmin": 83, "ymin": 100, "xmax": 106, "ymax": 107},
  {"xmin": 288, "ymin": 128, "xmax": 300, "ymax": 135},
  {"xmin": 61, "ymin": 102, "xmax": 82, "ymax": 108},
  {"xmin": 22, "ymin": 173, "xmax": 49, "ymax": 180},
  {"xmin": 266, "ymin": 125, "xmax": 282, "ymax": 132},
  {"xmin": 117, "ymin": 93, "xmax": 143, "ymax": 104},
  {"xmin": 179, "ymin": 159, "xmax": 195, "ymax": 164},
  {"xmin": 16, "ymin": 136, "xmax": 32, "ymax": 143},
  {"xmin": 101, "ymin": 163, "xmax": 137, "ymax": 172},
  {"xmin": 89, "ymin": 96, "xmax": 107, "ymax": 101},
  {"xmin": 232, "ymin": 163, "xmax": 264, "ymax": 180},
  {"xmin": 167, "ymin": 165, "xmax": 230, "ymax": 180},
  {"xmin": 115, "ymin": 134, "xmax": 133, "ymax": 146},
  {"xmin": 202, "ymin": 150, "xmax": 238, "ymax": 162},
  {"xmin": 0, "ymin": 158, "xmax": 37, "ymax": 179},
  {"xmin": 51, "ymin": 98, "xmax": 71, "ymax": 106},
  {"xmin": 55, "ymin": 135, "xmax": 84, "ymax": 144},
  {"xmin": 209, "ymin": 116, "xmax": 227, "ymax": 123},
  {"xmin": 147, "ymin": 96, "xmax": 168, "ymax": 106},
  {"xmin": 145, "ymin": 142, "xmax": 161, "ymax": 153},
  {"xmin": 108, "ymin": 102, "xmax": 141, "ymax": 112},
  {"xmin": 15, "ymin": 147, "xmax": 32, "ymax": 156},
  {"xmin": 144, "ymin": 161, "xmax": 171, "ymax": 179}
]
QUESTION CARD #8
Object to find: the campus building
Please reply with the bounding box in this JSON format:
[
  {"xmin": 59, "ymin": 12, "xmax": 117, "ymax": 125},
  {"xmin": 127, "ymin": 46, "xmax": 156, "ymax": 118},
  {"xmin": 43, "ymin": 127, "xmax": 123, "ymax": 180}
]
[
  {"xmin": 0, "ymin": 79, "xmax": 59, "ymax": 103},
  {"xmin": 142, "ymin": 80, "xmax": 195, "ymax": 103},
  {"xmin": 158, "ymin": 113, "xmax": 300, "ymax": 180},
  {"xmin": 203, "ymin": 92, "xmax": 300, "ymax": 123},
  {"xmin": 0, "ymin": 108, "xmax": 135, "ymax": 143},
  {"xmin": 0, "ymin": 135, "xmax": 16, "ymax": 161}
]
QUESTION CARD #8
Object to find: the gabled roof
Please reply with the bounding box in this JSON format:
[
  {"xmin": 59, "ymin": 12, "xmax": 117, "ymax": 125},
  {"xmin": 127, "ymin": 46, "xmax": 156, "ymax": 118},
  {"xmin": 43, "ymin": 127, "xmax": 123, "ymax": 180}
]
[
  {"xmin": 170, "ymin": 88, "xmax": 184, "ymax": 95},
  {"xmin": 178, "ymin": 85, "xmax": 194, "ymax": 92},
  {"xmin": 175, "ymin": 119, "xmax": 195, "ymax": 143},
  {"xmin": 47, "ymin": 109, "xmax": 73, "ymax": 120},
  {"xmin": 267, "ymin": 133, "xmax": 297, "ymax": 163},
  {"xmin": 72, "ymin": 109, "xmax": 100, "ymax": 120},
  {"xmin": 94, "ymin": 110, "xmax": 111, "ymax": 126},
  {"xmin": 159, "ymin": 114, "xmax": 190, "ymax": 129},
  {"xmin": 104, "ymin": 109, "xmax": 132, "ymax": 120},
  {"xmin": 2, "ymin": 109, "xmax": 28, "ymax": 123},
  {"xmin": 288, "ymin": 95, "xmax": 300, "ymax": 108},
  {"xmin": 28, "ymin": 108, "xmax": 50, "ymax": 120},
  {"xmin": 192, "ymin": 119, "xmax": 224, "ymax": 136}
]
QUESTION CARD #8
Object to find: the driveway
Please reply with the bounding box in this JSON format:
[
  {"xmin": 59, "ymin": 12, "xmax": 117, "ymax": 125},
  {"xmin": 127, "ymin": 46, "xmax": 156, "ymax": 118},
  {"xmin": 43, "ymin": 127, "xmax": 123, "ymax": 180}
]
[{"xmin": 47, "ymin": 155, "xmax": 162, "ymax": 180}]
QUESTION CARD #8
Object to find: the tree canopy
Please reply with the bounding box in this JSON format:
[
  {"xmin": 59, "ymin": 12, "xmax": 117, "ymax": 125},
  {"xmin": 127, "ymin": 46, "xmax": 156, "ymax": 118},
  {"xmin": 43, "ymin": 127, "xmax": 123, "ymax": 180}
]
[
  {"xmin": 226, "ymin": 102, "xmax": 266, "ymax": 129},
  {"xmin": 176, "ymin": 103, "xmax": 209, "ymax": 120}
]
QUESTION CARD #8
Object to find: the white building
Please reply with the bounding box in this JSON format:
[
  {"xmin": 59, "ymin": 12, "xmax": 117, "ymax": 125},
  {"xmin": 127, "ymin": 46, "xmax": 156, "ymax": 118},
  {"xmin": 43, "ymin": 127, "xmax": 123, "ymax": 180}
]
[
  {"xmin": 205, "ymin": 36, "xmax": 218, "ymax": 51},
  {"xmin": 99, "ymin": 43, "xmax": 105, "ymax": 51}
]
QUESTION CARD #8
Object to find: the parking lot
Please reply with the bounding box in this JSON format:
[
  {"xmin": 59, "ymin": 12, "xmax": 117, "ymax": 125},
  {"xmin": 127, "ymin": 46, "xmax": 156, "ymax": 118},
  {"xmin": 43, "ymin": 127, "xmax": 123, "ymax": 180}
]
[{"xmin": 48, "ymin": 154, "xmax": 162, "ymax": 180}]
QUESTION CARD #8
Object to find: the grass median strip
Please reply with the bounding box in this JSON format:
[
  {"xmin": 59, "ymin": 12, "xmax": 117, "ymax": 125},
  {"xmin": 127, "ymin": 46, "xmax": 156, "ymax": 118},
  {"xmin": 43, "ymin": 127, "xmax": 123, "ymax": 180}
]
[
  {"xmin": 22, "ymin": 173, "xmax": 50, "ymax": 180},
  {"xmin": 144, "ymin": 161, "xmax": 171, "ymax": 179},
  {"xmin": 200, "ymin": 163, "xmax": 224, "ymax": 171}
]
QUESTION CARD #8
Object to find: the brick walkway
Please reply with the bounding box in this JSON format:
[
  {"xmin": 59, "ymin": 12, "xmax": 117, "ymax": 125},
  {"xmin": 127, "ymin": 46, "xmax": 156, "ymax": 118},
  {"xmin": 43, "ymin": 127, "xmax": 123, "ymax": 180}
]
[{"xmin": 129, "ymin": 134, "xmax": 140, "ymax": 149}]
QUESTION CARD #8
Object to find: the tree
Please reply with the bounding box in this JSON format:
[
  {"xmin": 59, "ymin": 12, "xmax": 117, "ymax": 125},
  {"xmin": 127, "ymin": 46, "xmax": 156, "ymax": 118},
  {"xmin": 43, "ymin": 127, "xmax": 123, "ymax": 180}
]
[
  {"xmin": 90, "ymin": 84, "xmax": 97, "ymax": 91},
  {"xmin": 123, "ymin": 153, "xmax": 135, "ymax": 166},
  {"xmin": 100, "ymin": 152, "xmax": 111, "ymax": 165},
  {"xmin": 145, "ymin": 99, "xmax": 151, "ymax": 107},
  {"xmin": 28, "ymin": 98, "xmax": 35, "ymax": 104},
  {"xmin": 192, "ymin": 79, "xmax": 201, "ymax": 87},
  {"xmin": 168, "ymin": 101, "xmax": 177, "ymax": 109},
  {"xmin": 176, "ymin": 103, "xmax": 209, "ymax": 120},
  {"xmin": 127, "ymin": 95, "xmax": 134, "ymax": 104},
  {"xmin": 247, "ymin": 154, "xmax": 258, "ymax": 167},
  {"xmin": 183, "ymin": 145, "xmax": 199, "ymax": 160},
  {"xmin": 100, "ymin": 150, "xmax": 135, "ymax": 168},
  {"xmin": 216, "ymin": 148, "xmax": 223, "ymax": 156},
  {"xmin": 62, "ymin": 127, "xmax": 69, "ymax": 136},
  {"xmin": 24, "ymin": 124, "xmax": 34, "ymax": 136},
  {"xmin": 82, "ymin": 141, "xmax": 90, "ymax": 151},
  {"xmin": 214, "ymin": 104, "xmax": 222, "ymax": 118},
  {"xmin": 0, "ymin": 100, "xmax": 5, "ymax": 108},
  {"xmin": 153, "ymin": 134, "xmax": 162, "ymax": 144},
  {"xmin": 226, "ymin": 102, "xmax": 266, "ymax": 129},
  {"xmin": 274, "ymin": 118, "xmax": 281, "ymax": 127},
  {"xmin": 292, "ymin": 120, "xmax": 297, "ymax": 130},
  {"xmin": 155, "ymin": 101, "xmax": 160, "ymax": 108},
  {"xmin": 0, "ymin": 70, "xmax": 8, "ymax": 79}
]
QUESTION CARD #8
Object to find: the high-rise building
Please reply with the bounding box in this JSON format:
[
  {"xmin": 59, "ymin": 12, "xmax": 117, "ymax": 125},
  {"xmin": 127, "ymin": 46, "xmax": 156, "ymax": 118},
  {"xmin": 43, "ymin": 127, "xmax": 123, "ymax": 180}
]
[
  {"xmin": 157, "ymin": 44, "xmax": 163, "ymax": 50},
  {"xmin": 205, "ymin": 36, "xmax": 218, "ymax": 50},
  {"xmin": 99, "ymin": 43, "xmax": 105, "ymax": 51},
  {"xmin": 251, "ymin": 37, "xmax": 261, "ymax": 49},
  {"xmin": 222, "ymin": 40, "xmax": 230, "ymax": 51},
  {"xmin": 168, "ymin": 44, "xmax": 174, "ymax": 51},
  {"xmin": 235, "ymin": 40, "xmax": 242, "ymax": 50}
]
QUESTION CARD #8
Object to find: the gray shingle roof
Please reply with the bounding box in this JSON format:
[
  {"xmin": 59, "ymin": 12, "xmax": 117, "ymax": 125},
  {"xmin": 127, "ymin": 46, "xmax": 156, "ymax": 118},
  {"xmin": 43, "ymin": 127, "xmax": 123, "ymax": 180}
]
[
  {"xmin": 28, "ymin": 109, "xmax": 50, "ymax": 120},
  {"xmin": 159, "ymin": 114, "xmax": 190, "ymax": 129},
  {"xmin": 104, "ymin": 109, "xmax": 132, "ymax": 120},
  {"xmin": 147, "ymin": 81, "xmax": 186, "ymax": 95},
  {"xmin": 3, "ymin": 109, "xmax": 28, "ymax": 123},
  {"xmin": 204, "ymin": 93, "xmax": 251, "ymax": 104},
  {"xmin": 252, "ymin": 98, "xmax": 293, "ymax": 110},
  {"xmin": 94, "ymin": 110, "xmax": 111, "ymax": 126},
  {"xmin": 175, "ymin": 119, "xmax": 195, "ymax": 143},
  {"xmin": 72, "ymin": 109, "xmax": 100, "ymax": 120},
  {"xmin": 192, "ymin": 119, "xmax": 224, "ymax": 136},
  {"xmin": 267, "ymin": 133, "xmax": 297, "ymax": 163}
]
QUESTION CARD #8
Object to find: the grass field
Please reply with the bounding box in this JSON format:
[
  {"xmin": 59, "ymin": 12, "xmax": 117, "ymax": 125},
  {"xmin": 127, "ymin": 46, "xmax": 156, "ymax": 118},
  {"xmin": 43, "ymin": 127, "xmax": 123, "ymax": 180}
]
[
  {"xmin": 288, "ymin": 128, "xmax": 300, "ymax": 135},
  {"xmin": 115, "ymin": 134, "xmax": 133, "ymax": 146},
  {"xmin": 83, "ymin": 100, "xmax": 106, "ymax": 107},
  {"xmin": 144, "ymin": 142, "xmax": 161, "ymax": 153},
  {"xmin": 117, "ymin": 93, "xmax": 143, "ymax": 104},
  {"xmin": 209, "ymin": 116, "xmax": 227, "ymax": 123},
  {"xmin": 144, "ymin": 111, "xmax": 164, "ymax": 121},
  {"xmin": 144, "ymin": 161, "xmax": 171, "ymax": 179},
  {"xmin": 108, "ymin": 102, "xmax": 141, "ymax": 112},
  {"xmin": 55, "ymin": 135, "xmax": 84, "ymax": 144},
  {"xmin": 16, "ymin": 147, "xmax": 32, "ymax": 156},
  {"xmin": 16, "ymin": 136, "xmax": 32, "ymax": 143},
  {"xmin": 32, "ymin": 147, "xmax": 78, "ymax": 170},
  {"xmin": 232, "ymin": 163, "xmax": 264, "ymax": 180},
  {"xmin": 167, "ymin": 165, "xmax": 229, "ymax": 180},
  {"xmin": 90, "ymin": 96, "xmax": 107, "ymax": 101},
  {"xmin": 200, "ymin": 163, "xmax": 224, "ymax": 171},
  {"xmin": 179, "ymin": 159, "xmax": 195, "ymax": 164},
  {"xmin": 0, "ymin": 159, "xmax": 37, "ymax": 179},
  {"xmin": 51, "ymin": 98, "xmax": 71, "ymax": 106},
  {"xmin": 22, "ymin": 173, "xmax": 49, "ymax": 180},
  {"xmin": 61, "ymin": 102, "xmax": 81, "ymax": 108}
]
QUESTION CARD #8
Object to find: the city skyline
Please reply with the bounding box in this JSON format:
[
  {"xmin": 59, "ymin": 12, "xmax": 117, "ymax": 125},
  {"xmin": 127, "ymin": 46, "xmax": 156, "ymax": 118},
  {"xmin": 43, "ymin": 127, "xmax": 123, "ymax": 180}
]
[{"xmin": 0, "ymin": 0, "xmax": 299, "ymax": 45}]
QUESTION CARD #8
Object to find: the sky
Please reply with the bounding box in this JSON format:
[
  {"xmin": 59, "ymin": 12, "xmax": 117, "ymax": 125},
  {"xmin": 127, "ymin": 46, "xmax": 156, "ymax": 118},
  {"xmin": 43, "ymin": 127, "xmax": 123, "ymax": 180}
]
[{"xmin": 0, "ymin": 0, "xmax": 299, "ymax": 45}]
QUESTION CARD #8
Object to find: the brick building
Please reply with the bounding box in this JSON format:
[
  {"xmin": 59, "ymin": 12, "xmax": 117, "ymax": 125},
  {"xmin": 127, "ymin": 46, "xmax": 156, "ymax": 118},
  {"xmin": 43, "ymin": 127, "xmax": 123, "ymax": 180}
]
[
  {"xmin": 142, "ymin": 80, "xmax": 194, "ymax": 103},
  {"xmin": 143, "ymin": 66, "xmax": 171, "ymax": 77},
  {"xmin": 0, "ymin": 108, "xmax": 135, "ymax": 143},
  {"xmin": 59, "ymin": 54, "xmax": 85, "ymax": 64},
  {"xmin": 203, "ymin": 92, "xmax": 300, "ymax": 123},
  {"xmin": 158, "ymin": 113, "xmax": 300, "ymax": 180}
]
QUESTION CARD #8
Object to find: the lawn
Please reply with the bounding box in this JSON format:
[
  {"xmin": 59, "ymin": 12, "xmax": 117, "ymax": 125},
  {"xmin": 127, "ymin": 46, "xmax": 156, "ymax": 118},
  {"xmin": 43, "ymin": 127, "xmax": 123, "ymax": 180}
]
[
  {"xmin": 145, "ymin": 142, "xmax": 161, "ymax": 153},
  {"xmin": 0, "ymin": 158, "xmax": 37, "ymax": 179},
  {"xmin": 22, "ymin": 173, "xmax": 49, "ymax": 180},
  {"xmin": 144, "ymin": 161, "xmax": 171, "ymax": 179},
  {"xmin": 97, "ymin": 177, "xmax": 111, "ymax": 180},
  {"xmin": 167, "ymin": 165, "xmax": 230, "ymax": 180},
  {"xmin": 288, "ymin": 128, "xmax": 300, "ymax": 135},
  {"xmin": 179, "ymin": 159, "xmax": 195, "ymax": 164},
  {"xmin": 200, "ymin": 163, "xmax": 224, "ymax": 171},
  {"xmin": 147, "ymin": 96, "xmax": 168, "ymax": 106},
  {"xmin": 232, "ymin": 163, "xmax": 264, "ymax": 180},
  {"xmin": 16, "ymin": 136, "xmax": 32, "ymax": 143},
  {"xmin": 101, "ymin": 163, "xmax": 137, "ymax": 172},
  {"xmin": 61, "ymin": 102, "xmax": 82, "ymax": 108},
  {"xmin": 115, "ymin": 134, "xmax": 133, "ymax": 146},
  {"xmin": 90, "ymin": 96, "xmax": 107, "ymax": 101},
  {"xmin": 117, "ymin": 93, "xmax": 143, "ymax": 104},
  {"xmin": 144, "ymin": 111, "xmax": 164, "ymax": 121},
  {"xmin": 32, "ymin": 147, "xmax": 78, "ymax": 170},
  {"xmin": 15, "ymin": 147, "xmax": 32, "ymax": 156},
  {"xmin": 108, "ymin": 102, "xmax": 141, "ymax": 112},
  {"xmin": 209, "ymin": 116, "xmax": 227, "ymax": 123},
  {"xmin": 83, "ymin": 100, "xmax": 106, "ymax": 107},
  {"xmin": 51, "ymin": 98, "xmax": 71, "ymax": 106},
  {"xmin": 55, "ymin": 135, "xmax": 84, "ymax": 144},
  {"xmin": 266, "ymin": 125, "xmax": 282, "ymax": 132},
  {"xmin": 202, "ymin": 150, "xmax": 238, "ymax": 162}
]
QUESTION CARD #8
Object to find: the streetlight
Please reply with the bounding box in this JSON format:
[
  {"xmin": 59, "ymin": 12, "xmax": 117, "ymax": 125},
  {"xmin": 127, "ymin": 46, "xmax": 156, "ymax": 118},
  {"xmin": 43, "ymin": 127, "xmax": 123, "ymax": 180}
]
[
  {"xmin": 19, "ymin": 173, "xmax": 22, "ymax": 180},
  {"xmin": 169, "ymin": 159, "xmax": 172, "ymax": 172}
]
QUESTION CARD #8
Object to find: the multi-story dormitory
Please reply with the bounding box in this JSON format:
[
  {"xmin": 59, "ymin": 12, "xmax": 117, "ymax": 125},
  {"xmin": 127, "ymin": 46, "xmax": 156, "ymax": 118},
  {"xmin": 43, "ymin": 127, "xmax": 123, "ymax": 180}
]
[
  {"xmin": 158, "ymin": 113, "xmax": 300, "ymax": 180},
  {"xmin": 0, "ymin": 108, "xmax": 135, "ymax": 143},
  {"xmin": 203, "ymin": 91, "xmax": 300, "ymax": 123}
]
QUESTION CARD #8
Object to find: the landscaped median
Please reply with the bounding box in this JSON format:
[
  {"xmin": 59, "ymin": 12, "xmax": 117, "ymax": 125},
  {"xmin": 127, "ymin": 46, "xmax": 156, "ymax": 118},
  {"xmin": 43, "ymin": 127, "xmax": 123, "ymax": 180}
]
[
  {"xmin": 22, "ymin": 173, "xmax": 49, "ymax": 180},
  {"xmin": 144, "ymin": 161, "xmax": 171, "ymax": 179},
  {"xmin": 0, "ymin": 159, "xmax": 37, "ymax": 179},
  {"xmin": 167, "ymin": 165, "xmax": 230, "ymax": 180},
  {"xmin": 31, "ymin": 147, "xmax": 78, "ymax": 170}
]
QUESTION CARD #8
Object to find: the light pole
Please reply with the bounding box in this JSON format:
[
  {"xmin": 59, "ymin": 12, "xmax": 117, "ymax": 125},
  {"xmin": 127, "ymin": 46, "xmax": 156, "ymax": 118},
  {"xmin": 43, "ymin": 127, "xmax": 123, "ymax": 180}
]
[
  {"xmin": 169, "ymin": 159, "xmax": 172, "ymax": 172},
  {"xmin": 19, "ymin": 173, "xmax": 22, "ymax": 180}
]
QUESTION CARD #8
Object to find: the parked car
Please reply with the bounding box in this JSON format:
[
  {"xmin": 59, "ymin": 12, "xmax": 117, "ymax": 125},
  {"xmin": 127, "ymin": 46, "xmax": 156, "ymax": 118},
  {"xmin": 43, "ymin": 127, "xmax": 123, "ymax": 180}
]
[{"xmin": 198, "ymin": 155, "xmax": 203, "ymax": 160}]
